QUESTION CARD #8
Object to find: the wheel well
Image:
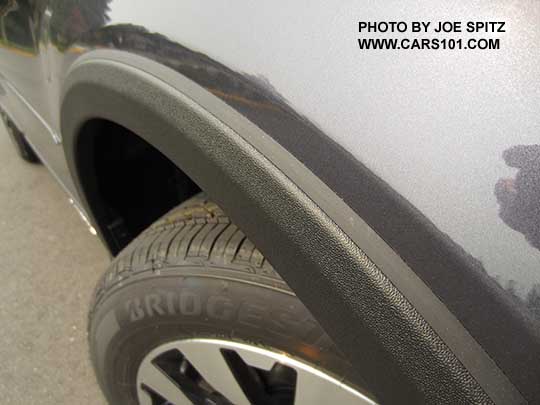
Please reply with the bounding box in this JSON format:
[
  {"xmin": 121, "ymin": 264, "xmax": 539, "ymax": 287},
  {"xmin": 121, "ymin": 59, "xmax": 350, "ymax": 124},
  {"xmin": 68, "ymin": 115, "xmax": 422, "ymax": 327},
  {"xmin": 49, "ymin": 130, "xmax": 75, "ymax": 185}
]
[{"xmin": 75, "ymin": 119, "xmax": 201, "ymax": 255}]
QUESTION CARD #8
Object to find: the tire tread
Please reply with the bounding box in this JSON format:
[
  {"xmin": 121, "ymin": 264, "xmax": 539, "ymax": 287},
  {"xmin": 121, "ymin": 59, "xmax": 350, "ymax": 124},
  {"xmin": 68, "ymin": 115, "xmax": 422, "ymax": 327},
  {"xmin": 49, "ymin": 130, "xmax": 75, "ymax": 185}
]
[{"xmin": 91, "ymin": 194, "xmax": 285, "ymax": 312}]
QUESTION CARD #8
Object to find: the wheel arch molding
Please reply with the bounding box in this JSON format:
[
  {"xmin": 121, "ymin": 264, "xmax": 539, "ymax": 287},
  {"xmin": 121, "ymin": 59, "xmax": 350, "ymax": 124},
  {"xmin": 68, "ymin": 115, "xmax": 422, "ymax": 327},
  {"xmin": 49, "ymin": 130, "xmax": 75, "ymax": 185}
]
[{"xmin": 60, "ymin": 50, "xmax": 523, "ymax": 405}]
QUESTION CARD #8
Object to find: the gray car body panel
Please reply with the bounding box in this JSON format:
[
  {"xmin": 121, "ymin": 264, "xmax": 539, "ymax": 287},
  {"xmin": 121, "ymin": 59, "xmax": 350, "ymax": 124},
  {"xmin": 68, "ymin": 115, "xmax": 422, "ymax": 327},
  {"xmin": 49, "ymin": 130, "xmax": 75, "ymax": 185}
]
[{"xmin": 0, "ymin": 0, "xmax": 539, "ymax": 403}]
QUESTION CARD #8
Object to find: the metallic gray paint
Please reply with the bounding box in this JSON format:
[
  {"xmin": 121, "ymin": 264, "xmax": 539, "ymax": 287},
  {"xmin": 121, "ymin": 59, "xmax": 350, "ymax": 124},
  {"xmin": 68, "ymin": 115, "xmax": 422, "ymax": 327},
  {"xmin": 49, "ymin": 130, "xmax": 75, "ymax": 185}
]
[
  {"xmin": 0, "ymin": 0, "xmax": 539, "ymax": 402},
  {"xmin": 1, "ymin": 0, "xmax": 539, "ymax": 303}
]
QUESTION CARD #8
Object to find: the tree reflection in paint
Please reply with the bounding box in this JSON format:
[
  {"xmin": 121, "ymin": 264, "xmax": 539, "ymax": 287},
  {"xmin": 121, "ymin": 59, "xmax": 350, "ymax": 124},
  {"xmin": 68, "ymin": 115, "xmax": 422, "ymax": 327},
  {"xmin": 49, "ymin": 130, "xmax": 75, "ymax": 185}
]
[{"xmin": 495, "ymin": 144, "xmax": 540, "ymax": 320}]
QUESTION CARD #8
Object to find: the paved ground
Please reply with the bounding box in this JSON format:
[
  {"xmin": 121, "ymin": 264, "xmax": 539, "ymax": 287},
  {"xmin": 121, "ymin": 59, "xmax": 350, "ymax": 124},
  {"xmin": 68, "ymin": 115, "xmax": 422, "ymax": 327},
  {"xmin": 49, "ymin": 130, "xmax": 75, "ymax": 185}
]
[{"xmin": 0, "ymin": 123, "xmax": 108, "ymax": 404}]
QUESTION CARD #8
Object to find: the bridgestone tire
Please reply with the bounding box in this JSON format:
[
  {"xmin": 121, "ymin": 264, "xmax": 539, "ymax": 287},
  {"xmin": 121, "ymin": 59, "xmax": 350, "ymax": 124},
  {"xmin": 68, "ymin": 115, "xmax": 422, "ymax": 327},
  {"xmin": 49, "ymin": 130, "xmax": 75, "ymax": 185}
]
[{"xmin": 88, "ymin": 194, "xmax": 355, "ymax": 404}]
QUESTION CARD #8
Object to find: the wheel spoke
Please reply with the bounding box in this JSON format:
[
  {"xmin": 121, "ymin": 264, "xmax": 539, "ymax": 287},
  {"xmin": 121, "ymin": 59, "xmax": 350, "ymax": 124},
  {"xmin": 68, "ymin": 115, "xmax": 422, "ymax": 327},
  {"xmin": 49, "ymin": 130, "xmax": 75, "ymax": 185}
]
[
  {"xmin": 138, "ymin": 389, "xmax": 153, "ymax": 405},
  {"xmin": 138, "ymin": 361, "xmax": 191, "ymax": 405},
  {"xmin": 137, "ymin": 339, "xmax": 376, "ymax": 405},
  {"xmin": 179, "ymin": 343, "xmax": 251, "ymax": 405}
]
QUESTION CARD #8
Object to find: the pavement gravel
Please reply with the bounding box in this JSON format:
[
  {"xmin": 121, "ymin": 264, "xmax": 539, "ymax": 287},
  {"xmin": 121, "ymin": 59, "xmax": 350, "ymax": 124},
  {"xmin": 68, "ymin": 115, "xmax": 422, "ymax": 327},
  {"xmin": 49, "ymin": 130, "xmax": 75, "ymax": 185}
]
[{"xmin": 0, "ymin": 123, "xmax": 108, "ymax": 404}]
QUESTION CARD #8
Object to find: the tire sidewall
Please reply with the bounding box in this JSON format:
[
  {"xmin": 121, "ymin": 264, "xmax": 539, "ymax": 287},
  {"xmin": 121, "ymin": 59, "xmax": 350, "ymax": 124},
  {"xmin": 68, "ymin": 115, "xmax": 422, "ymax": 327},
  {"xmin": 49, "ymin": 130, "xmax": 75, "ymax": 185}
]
[{"xmin": 90, "ymin": 267, "xmax": 348, "ymax": 404}]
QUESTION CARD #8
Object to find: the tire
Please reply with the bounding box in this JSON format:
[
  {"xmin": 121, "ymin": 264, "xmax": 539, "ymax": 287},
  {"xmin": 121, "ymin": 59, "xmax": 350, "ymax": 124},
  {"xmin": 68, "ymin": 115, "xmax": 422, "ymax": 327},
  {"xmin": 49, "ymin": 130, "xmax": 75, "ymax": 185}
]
[
  {"xmin": 89, "ymin": 194, "xmax": 363, "ymax": 404},
  {"xmin": 3, "ymin": 117, "xmax": 41, "ymax": 164}
]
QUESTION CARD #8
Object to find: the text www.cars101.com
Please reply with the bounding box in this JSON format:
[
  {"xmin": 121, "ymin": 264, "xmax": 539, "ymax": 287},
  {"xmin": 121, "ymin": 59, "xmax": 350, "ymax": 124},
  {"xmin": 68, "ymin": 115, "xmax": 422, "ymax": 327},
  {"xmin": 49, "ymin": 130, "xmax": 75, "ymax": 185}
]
[{"xmin": 357, "ymin": 37, "xmax": 500, "ymax": 50}]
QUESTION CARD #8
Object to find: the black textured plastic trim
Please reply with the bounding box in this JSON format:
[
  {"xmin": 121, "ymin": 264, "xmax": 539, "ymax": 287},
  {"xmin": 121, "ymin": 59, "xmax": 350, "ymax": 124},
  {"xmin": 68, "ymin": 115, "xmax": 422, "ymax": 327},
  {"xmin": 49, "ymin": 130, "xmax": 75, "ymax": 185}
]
[{"xmin": 61, "ymin": 50, "xmax": 524, "ymax": 405}]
